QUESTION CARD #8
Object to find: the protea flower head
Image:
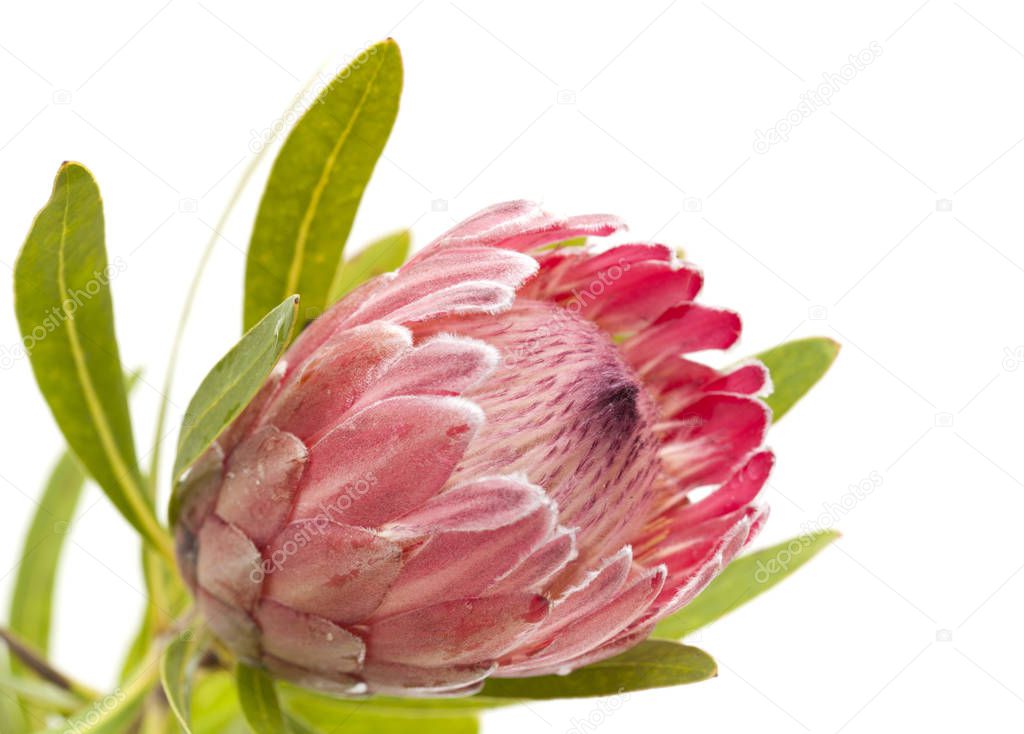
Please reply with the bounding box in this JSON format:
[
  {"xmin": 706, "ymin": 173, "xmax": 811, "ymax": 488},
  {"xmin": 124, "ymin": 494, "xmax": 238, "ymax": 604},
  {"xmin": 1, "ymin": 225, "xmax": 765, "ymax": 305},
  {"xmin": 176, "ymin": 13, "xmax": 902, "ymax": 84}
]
[{"xmin": 174, "ymin": 201, "xmax": 773, "ymax": 697}]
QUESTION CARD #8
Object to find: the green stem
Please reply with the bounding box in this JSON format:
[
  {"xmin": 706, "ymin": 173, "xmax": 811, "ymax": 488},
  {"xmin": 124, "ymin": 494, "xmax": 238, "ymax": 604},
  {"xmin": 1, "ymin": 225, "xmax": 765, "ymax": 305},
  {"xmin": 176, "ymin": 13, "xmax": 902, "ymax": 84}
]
[
  {"xmin": 0, "ymin": 627, "xmax": 102, "ymax": 702},
  {"xmin": 145, "ymin": 67, "xmax": 327, "ymax": 498}
]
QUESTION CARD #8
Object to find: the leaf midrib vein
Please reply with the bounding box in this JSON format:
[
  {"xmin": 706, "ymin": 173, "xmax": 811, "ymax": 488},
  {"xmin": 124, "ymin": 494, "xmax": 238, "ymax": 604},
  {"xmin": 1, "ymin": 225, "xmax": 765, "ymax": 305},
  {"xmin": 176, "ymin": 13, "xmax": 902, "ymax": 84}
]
[{"xmin": 282, "ymin": 51, "xmax": 388, "ymax": 301}]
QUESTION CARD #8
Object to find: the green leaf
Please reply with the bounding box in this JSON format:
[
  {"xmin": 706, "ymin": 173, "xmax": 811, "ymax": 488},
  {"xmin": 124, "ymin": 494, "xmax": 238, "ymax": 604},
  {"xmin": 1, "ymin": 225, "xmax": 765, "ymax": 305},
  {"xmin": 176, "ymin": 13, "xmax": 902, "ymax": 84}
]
[
  {"xmin": 284, "ymin": 690, "xmax": 479, "ymax": 734},
  {"xmin": 479, "ymin": 640, "xmax": 717, "ymax": 699},
  {"xmin": 160, "ymin": 631, "xmax": 202, "ymax": 733},
  {"xmin": 653, "ymin": 530, "xmax": 840, "ymax": 640},
  {"xmin": 45, "ymin": 660, "xmax": 157, "ymax": 734},
  {"xmin": 236, "ymin": 664, "xmax": 287, "ymax": 734},
  {"xmin": 170, "ymin": 295, "xmax": 298, "ymax": 508},
  {"xmin": 9, "ymin": 453, "xmax": 84, "ymax": 663},
  {"xmin": 327, "ymin": 229, "xmax": 410, "ymax": 303},
  {"xmin": 191, "ymin": 672, "xmax": 248, "ymax": 734},
  {"xmin": 7, "ymin": 451, "xmax": 84, "ymax": 728},
  {"xmin": 244, "ymin": 39, "xmax": 403, "ymax": 330},
  {"xmin": 0, "ymin": 671, "xmax": 81, "ymax": 714},
  {"xmin": 755, "ymin": 337, "xmax": 840, "ymax": 421},
  {"xmin": 280, "ymin": 683, "xmax": 502, "ymax": 722},
  {"xmin": 289, "ymin": 707, "xmax": 477, "ymax": 734},
  {"xmin": 14, "ymin": 162, "xmax": 170, "ymax": 560}
]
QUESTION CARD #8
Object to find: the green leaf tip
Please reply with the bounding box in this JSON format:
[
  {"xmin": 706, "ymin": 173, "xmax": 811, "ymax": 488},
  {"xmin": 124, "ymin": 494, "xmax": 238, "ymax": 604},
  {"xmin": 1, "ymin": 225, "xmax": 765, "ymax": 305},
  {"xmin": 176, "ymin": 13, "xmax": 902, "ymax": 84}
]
[
  {"xmin": 756, "ymin": 336, "xmax": 840, "ymax": 421},
  {"xmin": 653, "ymin": 529, "xmax": 840, "ymax": 640},
  {"xmin": 15, "ymin": 161, "xmax": 171, "ymax": 562},
  {"xmin": 244, "ymin": 37, "xmax": 403, "ymax": 331}
]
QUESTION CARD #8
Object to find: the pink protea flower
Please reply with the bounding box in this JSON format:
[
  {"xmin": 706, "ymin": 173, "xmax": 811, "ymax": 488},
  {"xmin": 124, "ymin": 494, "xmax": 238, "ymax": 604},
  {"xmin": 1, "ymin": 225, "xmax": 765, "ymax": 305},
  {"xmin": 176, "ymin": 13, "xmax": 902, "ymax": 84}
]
[{"xmin": 174, "ymin": 201, "xmax": 773, "ymax": 697}]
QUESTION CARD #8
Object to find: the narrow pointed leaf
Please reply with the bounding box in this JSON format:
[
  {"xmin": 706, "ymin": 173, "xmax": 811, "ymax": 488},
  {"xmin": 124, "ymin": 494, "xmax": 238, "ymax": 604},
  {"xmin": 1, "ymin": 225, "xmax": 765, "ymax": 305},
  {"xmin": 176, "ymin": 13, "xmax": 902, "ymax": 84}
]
[
  {"xmin": 191, "ymin": 672, "xmax": 248, "ymax": 734},
  {"xmin": 160, "ymin": 631, "xmax": 202, "ymax": 733},
  {"xmin": 170, "ymin": 295, "xmax": 298, "ymax": 511},
  {"xmin": 479, "ymin": 640, "xmax": 717, "ymax": 699},
  {"xmin": 43, "ymin": 659, "xmax": 157, "ymax": 734},
  {"xmin": 756, "ymin": 337, "xmax": 840, "ymax": 421},
  {"xmin": 0, "ymin": 672, "xmax": 81, "ymax": 714},
  {"xmin": 8, "ymin": 451, "xmax": 84, "ymax": 727},
  {"xmin": 236, "ymin": 663, "xmax": 287, "ymax": 734},
  {"xmin": 327, "ymin": 229, "xmax": 410, "ymax": 303},
  {"xmin": 10, "ymin": 372, "xmax": 138, "ymax": 688},
  {"xmin": 288, "ymin": 704, "xmax": 478, "ymax": 734},
  {"xmin": 653, "ymin": 530, "xmax": 840, "ymax": 640},
  {"xmin": 14, "ymin": 162, "xmax": 167, "ymax": 557},
  {"xmin": 244, "ymin": 39, "xmax": 403, "ymax": 330},
  {"xmin": 9, "ymin": 454, "xmax": 84, "ymax": 660}
]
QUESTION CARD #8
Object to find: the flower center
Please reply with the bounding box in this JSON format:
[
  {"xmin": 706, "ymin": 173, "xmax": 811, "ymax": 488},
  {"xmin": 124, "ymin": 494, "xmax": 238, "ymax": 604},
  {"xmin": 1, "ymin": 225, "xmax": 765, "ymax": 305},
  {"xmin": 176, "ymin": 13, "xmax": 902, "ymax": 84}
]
[{"xmin": 421, "ymin": 299, "xmax": 661, "ymax": 572}]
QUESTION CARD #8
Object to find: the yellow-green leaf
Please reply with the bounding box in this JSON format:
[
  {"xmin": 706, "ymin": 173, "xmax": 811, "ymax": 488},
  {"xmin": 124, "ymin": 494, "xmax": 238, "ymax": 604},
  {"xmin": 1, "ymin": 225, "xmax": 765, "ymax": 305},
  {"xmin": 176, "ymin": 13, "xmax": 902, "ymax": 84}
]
[
  {"xmin": 479, "ymin": 640, "xmax": 717, "ymax": 699},
  {"xmin": 756, "ymin": 337, "xmax": 840, "ymax": 421},
  {"xmin": 244, "ymin": 39, "xmax": 403, "ymax": 330},
  {"xmin": 327, "ymin": 229, "xmax": 410, "ymax": 303},
  {"xmin": 160, "ymin": 631, "xmax": 202, "ymax": 733},
  {"xmin": 170, "ymin": 295, "xmax": 298, "ymax": 505},
  {"xmin": 14, "ymin": 162, "xmax": 170, "ymax": 560},
  {"xmin": 236, "ymin": 664, "xmax": 287, "ymax": 734},
  {"xmin": 653, "ymin": 530, "xmax": 840, "ymax": 640}
]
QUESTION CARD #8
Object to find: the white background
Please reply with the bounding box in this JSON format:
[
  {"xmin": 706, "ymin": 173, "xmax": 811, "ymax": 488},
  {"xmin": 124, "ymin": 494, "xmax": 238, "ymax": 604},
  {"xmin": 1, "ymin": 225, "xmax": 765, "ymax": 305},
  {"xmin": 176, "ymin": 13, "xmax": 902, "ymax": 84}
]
[{"xmin": 2, "ymin": 1, "xmax": 1023, "ymax": 732}]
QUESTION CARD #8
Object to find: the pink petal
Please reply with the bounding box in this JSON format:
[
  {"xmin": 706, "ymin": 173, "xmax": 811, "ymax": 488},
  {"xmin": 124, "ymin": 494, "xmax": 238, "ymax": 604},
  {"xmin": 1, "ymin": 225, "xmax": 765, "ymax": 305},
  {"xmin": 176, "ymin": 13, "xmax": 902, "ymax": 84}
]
[
  {"xmin": 368, "ymin": 593, "xmax": 549, "ymax": 667},
  {"xmin": 196, "ymin": 515, "xmax": 262, "ymax": 611},
  {"xmin": 255, "ymin": 599, "xmax": 364, "ymax": 674},
  {"xmin": 385, "ymin": 281, "xmax": 518, "ymax": 324},
  {"xmin": 387, "ymin": 476, "xmax": 552, "ymax": 534},
  {"xmin": 705, "ymin": 362, "xmax": 769, "ymax": 396},
  {"xmin": 540, "ymin": 547, "xmax": 633, "ymax": 635},
  {"xmin": 356, "ymin": 335, "xmax": 498, "ymax": 406},
  {"xmin": 502, "ymin": 565, "xmax": 665, "ymax": 673},
  {"xmin": 361, "ymin": 661, "xmax": 497, "ymax": 697},
  {"xmin": 668, "ymin": 450, "xmax": 773, "ymax": 524},
  {"xmin": 214, "ymin": 426, "xmax": 307, "ymax": 547},
  {"xmin": 377, "ymin": 478, "xmax": 558, "ymax": 614},
  {"xmin": 580, "ymin": 262, "xmax": 704, "ymax": 334},
  {"xmin": 198, "ymin": 587, "xmax": 260, "ymax": 662},
  {"xmin": 262, "ymin": 322, "xmax": 412, "ymax": 443},
  {"xmin": 351, "ymin": 247, "xmax": 538, "ymax": 325},
  {"xmin": 217, "ymin": 364, "xmax": 286, "ymax": 454},
  {"xmin": 283, "ymin": 274, "xmax": 397, "ymax": 376},
  {"xmin": 262, "ymin": 521, "xmax": 401, "ymax": 624},
  {"xmin": 175, "ymin": 442, "xmax": 224, "ymax": 542},
  {"xmin": 488, "ymin": 528, "xmax": 578, "ymax": 594},
  {"xmin": 659, "ymin": 395, "xmax": 770, "ymax": 490},
  {"xmin": 413, "ymin": 201, "xmax": 622, "ymax": 256},
  {"xmin": 293, "ymin": 396, "xmax": 483, "ymax": 526},
  {"xmin": 644, "ymin": 505, "xmax": 767, "ymax": 620},
  {"xmin": 623, "ymin": 304, "xmax": 742, "ymax": 375},
  {"xmin": 262, "ymin": 655, "xmax": 363, "ymax": 697}
]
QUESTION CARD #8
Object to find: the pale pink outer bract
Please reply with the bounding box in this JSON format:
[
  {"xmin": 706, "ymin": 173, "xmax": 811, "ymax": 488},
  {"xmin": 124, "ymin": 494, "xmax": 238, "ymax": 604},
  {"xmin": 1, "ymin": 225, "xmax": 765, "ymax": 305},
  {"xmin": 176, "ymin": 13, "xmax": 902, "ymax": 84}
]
[{"xmin": 174, "ymin": 201, "xmax": 773, "ymax": 697}]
